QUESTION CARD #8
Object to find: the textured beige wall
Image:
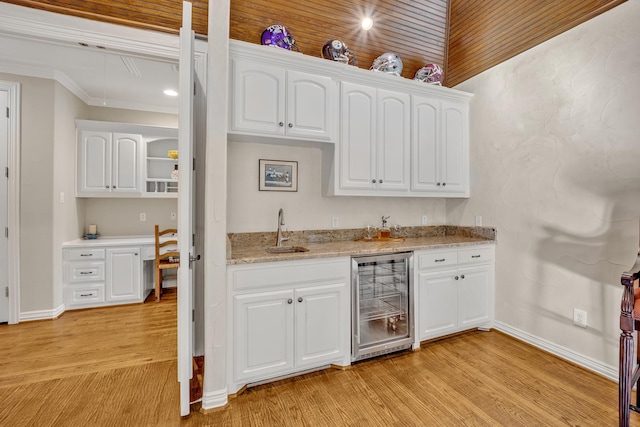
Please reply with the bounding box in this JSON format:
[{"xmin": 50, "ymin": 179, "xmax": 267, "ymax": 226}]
[
  {"xmin": 226, "ymin": 141, "xmax": 447, "ymax": 233},
  {"xmin": 449, "ymin": 1, "xmax": 640, "ymax": 368}
]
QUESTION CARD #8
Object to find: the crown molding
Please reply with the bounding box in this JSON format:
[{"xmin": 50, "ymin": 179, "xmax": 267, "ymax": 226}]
[{"xmin": 0, "ymin": 2, "xmax": 180, "ymax": 60}]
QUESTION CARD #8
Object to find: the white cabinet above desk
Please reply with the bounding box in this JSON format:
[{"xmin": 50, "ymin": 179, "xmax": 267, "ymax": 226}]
[{"xmin": 76, "ymin": 120, "xmax": 178, "ymax": 198}]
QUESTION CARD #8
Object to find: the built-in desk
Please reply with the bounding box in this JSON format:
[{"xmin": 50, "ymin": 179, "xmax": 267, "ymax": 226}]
[{"xmin": 62, "ymin": 235, "xmax": 175, "ymax": 309}]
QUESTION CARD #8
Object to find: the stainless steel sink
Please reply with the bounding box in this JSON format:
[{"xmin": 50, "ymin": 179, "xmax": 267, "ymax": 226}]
[{"xmin": 265, "ymin": 246, "xmax": 309, "ymax": 254}]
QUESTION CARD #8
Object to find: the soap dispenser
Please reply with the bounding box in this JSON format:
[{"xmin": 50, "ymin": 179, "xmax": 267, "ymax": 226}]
[{"xmin": 378, "ymin": 215, "xmax": 391, "ymax": 239}]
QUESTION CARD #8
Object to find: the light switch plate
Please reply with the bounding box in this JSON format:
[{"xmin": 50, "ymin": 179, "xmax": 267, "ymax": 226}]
[
  {"xmin": 331, "ymin": 216, "xmax": 339, "ymax": 228},
  {"xmin": 139, "ymin": 213, "xmax": 146, "ymax": 222},
  {"xmin": 475, "ymin": 215, "xmax": 482, "ymax": 226}
]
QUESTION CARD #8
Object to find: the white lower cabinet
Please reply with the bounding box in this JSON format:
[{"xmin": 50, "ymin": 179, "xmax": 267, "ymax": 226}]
[
  {"xmin": 415, "ymin": 245, "xmax": 494, "ymax": 342},
  {"xmin": 106, "ymin": 247, "xmax": 141, "ymax": 302},
  {"xmin": 228, "ymin": 257, "xmax": 351, "ymax": 393},
  {"xmin": 64, "ymin": 245, "xmax": 143, "ymax": 309}
]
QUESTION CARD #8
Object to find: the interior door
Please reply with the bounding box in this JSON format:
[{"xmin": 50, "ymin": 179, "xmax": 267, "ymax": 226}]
[{"xmin": 177, "ymin": 0, "xmax": 195, "ymax": 417}]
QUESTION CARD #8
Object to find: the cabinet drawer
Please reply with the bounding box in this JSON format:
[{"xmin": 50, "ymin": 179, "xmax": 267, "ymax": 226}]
[
  {"xmin": 416, "ymin": 250, "xmax": 458, "ymax": 270},
  {"xmin": 230, "ymin": 258, "xmax": 350, "ymax": 292},
  {"xmin": 66, "ymin": 262, "xmax": 106, "ymax": 283},
  {"xmin": 64, "ymin": 248, "xmax": 106, "ymax": 261},
  {"xmin": 66, "ymin": 284, "xmax": 105, "ymax": 307},
  {"xmin": 458, "ymin": 247, "xmax": 494, "ymax": 265}
]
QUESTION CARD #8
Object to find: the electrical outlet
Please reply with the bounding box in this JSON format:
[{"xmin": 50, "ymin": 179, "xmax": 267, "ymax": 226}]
[
  {"xmin": 421, "ymin": 215, "xmax": 428, "ymax": 225},
  {"xmin": 139, "ymin": 213, "xmax": 146, "ymax": 222},
  {"xmin": 170, "ymin": 212, "xmax": 177, "ymax": 220},
  {"xmin": 331, "ymin": 216, "xmax": 339, "ymax": 229},
  {"xmin": 475, "ymin": 215, "xmax": 482, "ymax": 227},
  {"xmin": 573, "ymin": 308, "xmax": 587, "ymax": 328},
  {"xmin": 59, "ymin": 192, "xmax": 65, "ymax": 203}
]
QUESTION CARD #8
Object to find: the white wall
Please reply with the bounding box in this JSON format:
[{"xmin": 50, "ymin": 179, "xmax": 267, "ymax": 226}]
[
  {"xmin": 227, "ymin": 141, "xmax": 447, "ymax": 232},
  {"xmin": 52, "ymin": 81, "xmax": 88, "ymax": 309},
  {"xmin": 84, "ymin": 198, "xmax": 177, "ymax": 235},
  {"xmin": 448, "ymin": 1, "xmax": 640, "ymax": 368}
]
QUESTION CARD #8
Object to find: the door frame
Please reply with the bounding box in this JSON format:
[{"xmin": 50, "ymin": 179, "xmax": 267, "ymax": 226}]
[{"xmin": 0, "ymin": 81, "xmax": 21, "ymax": 324}]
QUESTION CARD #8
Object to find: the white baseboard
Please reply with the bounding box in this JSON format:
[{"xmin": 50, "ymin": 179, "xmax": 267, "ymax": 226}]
[
  {"xmin": 494, "ymin": 321, "xmax": 618, "ymax": 382},
  {"xmin": 201, "ymin": 387, "xmax": 228, "ymax": 410},
  {"xmin": 20, "ymin": 304, "xmax": 65, "ymax": 322}
]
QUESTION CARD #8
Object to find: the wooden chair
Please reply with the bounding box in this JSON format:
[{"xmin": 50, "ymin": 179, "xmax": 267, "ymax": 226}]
[
  {"xmin": 620, "ymin": 250, "xmax": 640, "ymax": 427},
  {"xmin": 154, "ymin": 225, "xmax": 179, "ymax": 302}
]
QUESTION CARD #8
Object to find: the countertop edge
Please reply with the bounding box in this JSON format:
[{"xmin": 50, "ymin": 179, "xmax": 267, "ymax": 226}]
[{"xmin": 227, "ymin": 238, "xmax": 495, "ymax": 265}]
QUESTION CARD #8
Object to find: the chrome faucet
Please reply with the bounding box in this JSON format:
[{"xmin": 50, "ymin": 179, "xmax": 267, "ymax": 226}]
[{"xmin": 276, "ymin": 208, "xmax": 289, "ymax": 247}]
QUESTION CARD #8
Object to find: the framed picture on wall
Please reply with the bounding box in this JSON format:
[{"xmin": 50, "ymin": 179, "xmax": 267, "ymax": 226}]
[{"xmin": 259, "ymin": 159, "xmax": 298, "ymax": 192}]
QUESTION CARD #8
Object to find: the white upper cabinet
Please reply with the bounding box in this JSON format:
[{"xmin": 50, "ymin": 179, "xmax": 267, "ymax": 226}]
[
  {"xmin": 77, "ymin": 129, "xmax": 142, "ymax": 196},
  {"xmin": 228, "ymin": 40, "xmax": 472, "ymax": 198},
  {"xmin": 338, "ymin": 82, "xmax": 410, "ymax": 195},
  {"xmin": 412, "ymin": 96, "xmax": 469, "ymax": 197},
  {"xmin": 377, "ymin": 89, "xmax": 411, "ymax": 191},
  {"xmin": 76, "ymin": 120, "xmax": 178, "ymax": 198},
  {"xmin": 230, "ymin": 58, "xmax": 335, "ymax": 142}
]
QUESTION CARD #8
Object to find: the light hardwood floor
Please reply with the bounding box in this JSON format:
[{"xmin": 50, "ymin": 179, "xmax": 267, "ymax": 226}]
[{"xmin": 0, "ymin": 289, "xmax": 636, "ymax": 426}]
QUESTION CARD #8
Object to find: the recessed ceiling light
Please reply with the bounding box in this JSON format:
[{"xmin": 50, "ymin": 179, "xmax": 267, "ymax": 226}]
[
  {"xmin": 361, "ymin": 17, "xmax": 373, "ymax": 31},
  {"xmin": 164, "ymin": 89, "xmax": 178, "ymax": 97}
]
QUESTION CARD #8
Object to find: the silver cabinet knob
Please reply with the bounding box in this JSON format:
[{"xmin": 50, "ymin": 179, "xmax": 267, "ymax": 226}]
[
  {"xmin": 442, "ymin": 182, "xmax": 446, "ymax": 186},
  {"xmin": 298, "ymin": 297, "xmax": 303, "ymax": 303},
  {"xmin": 279, "ymin": 122, "xmax": 284, "ymax": 127},
  {"xmin": 287, "ymin": 298, "xmax": 293, "ymax": 304},
  {"xmin": 460, "ymin": 274, "xmax": 465, "ymax": 279},
  {"xmin": 379, "ymin": 179, "xmax": 383, "ymax": 184},
  {"xmin": 454, "ymin": 276, "xmax": 459, "ymax": 280},
  {"xmin": 371, "ymin": 179, "xmax": 377, "ymax": 183},
  {"xmin": 437, "ymin": 182, "xmax": 441, "ymax": 186},
  {"xmin": 288, "ymin": 123, "xmax": 293, "ymax": 128}
]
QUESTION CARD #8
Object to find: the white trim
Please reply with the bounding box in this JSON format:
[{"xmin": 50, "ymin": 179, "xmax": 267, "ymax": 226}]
[
  {"xmin": 0, "ymin": 2, "xmax": 180, "ymax": 60},
  {"xmin": 201, "ymin": 387, "xmax": 228, "ymax": 410},
  {"xmin": 494, "ymin": 321, "xmax": 618, "ymax": 382},
  {"xmin": 0, "ymin": 81, "xmax": 21, "ymax": 325},
  {"xmin": 20, "ymin": 304, "xmax": 65, "ymax": 322}
]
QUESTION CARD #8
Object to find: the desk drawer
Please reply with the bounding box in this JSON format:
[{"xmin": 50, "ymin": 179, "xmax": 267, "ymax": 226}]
[
  {"xmin": 66, "ymin": 284, "xmax": 105, "ymax": 308},
  {"xmin": 66, "ymin": 262, "xmax": 105, "ymax": 283},
  {"xmin": 64, "ymin": 248, "xmax": 106, "ymax": 261}
]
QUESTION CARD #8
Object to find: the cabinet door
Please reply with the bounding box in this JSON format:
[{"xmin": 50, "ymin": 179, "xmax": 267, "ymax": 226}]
[
  {"xmin": 418, "ymin": 269, "xmax": 458, "ymax": 340},
  {"xmin": 234, "ymin": 290, "xmax": 295, "ymax": 382},
  {"xmin": 78, "ymin": 130, "xmax": 111, "ymax": 194},
  {"xmin": 377, "ymin": 90, "xmax": 410, "ymax": 191},
  {"xmin": 340, "ymin": 82, "xmax": 376, "ymax": 190},
  {"xmin": 231, "ymin": 59, "xmax": 286, "ymax": 135},
  {"xmin": 295, "ymin": 282, "xmax": 346, "ymax": 369},
  {"xmin": 112, "ymin": 133, "xmax": 142, "ymax": 193},
  {"xmin": 286, "ymin": 70, "xmax": 334, "ymax": 141},
  {"xmin": 440, "ymin": 99, "xmax": 469, "ymax": 195},
  {"xmin": 106, "ymin": 247, "xmax": 141, "ymax": 302},
  {"xmin": 411, "ymin": 96, "xmax": 440, "ymax": 192},
  {"xmin": 458, "ymin": 265, "xmax": 491, "ymax": 329}
]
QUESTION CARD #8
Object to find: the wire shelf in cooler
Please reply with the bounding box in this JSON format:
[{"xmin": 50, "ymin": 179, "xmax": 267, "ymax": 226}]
[{"xmin": 359, "ymin": 295, "xmax": 403, "ymax": 321}]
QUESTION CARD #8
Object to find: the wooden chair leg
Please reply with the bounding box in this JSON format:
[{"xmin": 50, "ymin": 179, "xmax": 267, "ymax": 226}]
[
  {"xmin": 620, "ymin": 274, "xmax": 635, "ymax": 427},
  {"xmin": 155, "ymin": 268, "xmax": 162, "ymax": 302}
]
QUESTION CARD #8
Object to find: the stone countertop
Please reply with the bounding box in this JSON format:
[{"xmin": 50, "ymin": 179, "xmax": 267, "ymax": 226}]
[{"xmin": 227, "ymin": 226, "xmax": 496, "ymax": 264}]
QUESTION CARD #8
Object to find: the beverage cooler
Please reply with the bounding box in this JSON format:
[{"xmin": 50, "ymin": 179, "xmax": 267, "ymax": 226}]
[{"xmin": 351, "ymin": 252, "xmax": 414, "ymax": 361}]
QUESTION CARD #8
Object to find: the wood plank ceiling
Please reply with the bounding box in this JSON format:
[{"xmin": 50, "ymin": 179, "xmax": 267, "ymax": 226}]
[
  {"xmin": 447, "ymin": 0, "xmax": 627, "ymax": 87},
  {"xmin": 0, "ymin": 0, "xmax": 628, "ymax": 87}
]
